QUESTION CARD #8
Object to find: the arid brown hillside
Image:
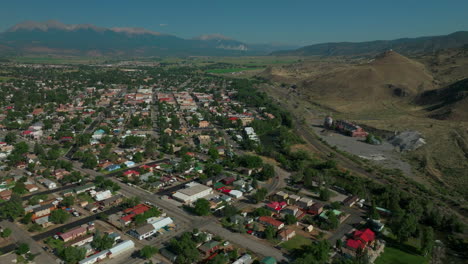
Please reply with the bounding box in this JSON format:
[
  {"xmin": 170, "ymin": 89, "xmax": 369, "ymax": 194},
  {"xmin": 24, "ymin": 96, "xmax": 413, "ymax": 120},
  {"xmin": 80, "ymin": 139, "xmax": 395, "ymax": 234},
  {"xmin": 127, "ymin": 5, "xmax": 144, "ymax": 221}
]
[
  {"xmin": 416, "ymin": 77, "xmax": 468, "ymax": 121},
  {"xmin": 262, "ymin": 51, "xmax": 436, "ymax": 113}
]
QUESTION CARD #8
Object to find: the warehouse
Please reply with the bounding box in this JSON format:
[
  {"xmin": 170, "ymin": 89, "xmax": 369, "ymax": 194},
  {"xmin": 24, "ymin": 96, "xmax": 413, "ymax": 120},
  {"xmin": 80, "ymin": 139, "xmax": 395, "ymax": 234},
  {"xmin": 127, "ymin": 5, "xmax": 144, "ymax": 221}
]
[
  {"xmin": 172, "ymin": 183, "xmax": 213, "ymax": 204},
  {"xmin": 109, "ymin": 240, "xmax": 135, "ymax": 257}
]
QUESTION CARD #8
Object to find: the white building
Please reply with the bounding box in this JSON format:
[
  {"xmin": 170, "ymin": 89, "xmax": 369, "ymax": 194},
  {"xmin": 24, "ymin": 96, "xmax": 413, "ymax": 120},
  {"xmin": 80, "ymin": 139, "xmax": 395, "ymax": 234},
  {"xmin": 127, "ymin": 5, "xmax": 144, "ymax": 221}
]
[
  {"xmin": 233, "ymin": 254, "xmax": 253, "ymax": 264},
  {"xmin": 148, "ymin": 216, "xmax": 173, "ymax": 230},
  {"xmin": 94, "ymin": 190, "xmax": 112, "ymax": 201},
  {"xmin": 109, "ymin": 240, "xmax": 135, "ymax": 257},
  {"xmin": 129, "ymin": 224, "xmax": 156, "ymax": 240},
  {"xmin": 78, "ymin": 250, "xmax": 109, "ymax": 264},
  {"xmin": 172, "ymin": 183, "xmax": 213, "ymax": 204},
  {"xmin": 229, "ymin": 190, "xmax": 243, "ymax": 199}
]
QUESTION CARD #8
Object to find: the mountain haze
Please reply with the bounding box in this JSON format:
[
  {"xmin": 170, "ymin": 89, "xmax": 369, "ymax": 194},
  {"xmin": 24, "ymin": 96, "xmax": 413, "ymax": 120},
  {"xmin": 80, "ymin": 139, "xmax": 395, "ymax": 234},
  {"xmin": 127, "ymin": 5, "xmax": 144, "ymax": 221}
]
[{"xmin": 0, "ymin": 20, "xmax": 288, "ymax": 57}]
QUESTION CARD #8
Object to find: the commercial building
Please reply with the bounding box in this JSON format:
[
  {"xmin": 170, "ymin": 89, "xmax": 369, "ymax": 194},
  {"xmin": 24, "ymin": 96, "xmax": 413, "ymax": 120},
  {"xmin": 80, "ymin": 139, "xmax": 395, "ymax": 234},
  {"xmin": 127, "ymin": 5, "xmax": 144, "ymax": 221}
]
[{"xmin": 172, "ymin": 183, "xmax": 213, "ymax": 204}]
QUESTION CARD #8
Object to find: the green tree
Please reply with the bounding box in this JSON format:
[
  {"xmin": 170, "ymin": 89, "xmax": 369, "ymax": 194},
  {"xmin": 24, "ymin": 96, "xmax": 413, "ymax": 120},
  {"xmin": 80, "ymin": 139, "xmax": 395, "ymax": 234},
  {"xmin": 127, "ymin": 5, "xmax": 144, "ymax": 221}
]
[
  {"xmin": 319, "ymin": 188, "xmax": 331, "ymax": 201},
  {"xmin": 5, "ymin": 132, "xmax": 16, "ymax": 144},
  {"xmin": 284, "ymin": 214, "xmax": 298, "ymax": 225},
  {"xmin": 58, "ymin": 246, "xmax": 86, "ymax": 264},
  {"xmin": 50, "ymin": 209, "xmax": 70, "ymax": 224},
  {"xmin": 0, "ymin": 197, "xmax": 24, "ymax": 220},
  {"xmin": 264, "ymin": 225, "xmax": 276, "ymax": 240},
  {"xmin": 368, "ymin": 201, "xmax": 380, "ymax": 220},
  {"xmin": 0, "ymin": 228, "xmax": 12, "ymax": 238},
  {"xmin": 16, "ymin": 243, "xmax": 29, "ymax": 255},
  {"xmin": 91, "ymin": 232, "xmax": 114, "ymax": 251},
  {"xmin": 140, "ymin": 245, "xmax": 158, "ymax": 259},
  {"xmin": 421, "ymin": 226, "xmax": 434, "ymax": 256},
  {"xmin": 252, "ymin": 188, "xmax": 268, "ymax": 203},
  {"xmin": 62, "ymin": 196, "xmax": 75, "ymax": 207},
  {"xmin": 193, "ymin": 198, "xmax": 211, "ymax": 216}
]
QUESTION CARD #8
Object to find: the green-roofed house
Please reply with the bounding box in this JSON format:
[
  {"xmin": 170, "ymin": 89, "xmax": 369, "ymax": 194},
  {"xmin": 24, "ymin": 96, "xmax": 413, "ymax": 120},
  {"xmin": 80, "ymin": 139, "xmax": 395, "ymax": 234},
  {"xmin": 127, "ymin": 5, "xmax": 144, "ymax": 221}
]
[
  {"xmin": 73, "ymin": 183, "xmax": 96, "ymax": 194},
  {"xmin": 319, "ymin": 209, "xmax": 342, "ymax": 220},
  {"xmin": 261, "ymin": 256, "xmax": 277, "ymax": 264},
  {"xmin": 213, "ymin": 182, "xmax": 225, "ymax": 190},
  {"xmin": 198, "ymin": 240, "xmax": 220, "ymax": 256}
]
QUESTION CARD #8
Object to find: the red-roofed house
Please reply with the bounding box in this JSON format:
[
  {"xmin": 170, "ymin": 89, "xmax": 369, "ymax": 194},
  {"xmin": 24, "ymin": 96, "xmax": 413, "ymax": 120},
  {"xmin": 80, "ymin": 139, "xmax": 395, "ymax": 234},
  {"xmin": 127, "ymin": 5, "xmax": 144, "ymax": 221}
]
[
  {"xmin": 60, "ymin": 226, "xmax": 87, "ymax": 242},
  {"xmin": 346, "ymin": 239, "xmax": 365, "ymax": 250},
  {"xmin": 259, "ymin": 216, "xmax": 284, "ymax": 230},
  {"xmin": 120, "ymin": 204, "xmax": 150, "ymax": 225},
  {"xmin": 123, "ymin": 170, "xmax": 140, "ymax": 178},
  {"xmin": 345, "ymin": 228, "xmax": 376, "ymax": 252},
  {"xmin": 354, "ymin": 228, "xmax": 375, "ymax": 244},
  {"xmin": 266, "ymin": 201, "xmax": 287, "ymax": 213}
]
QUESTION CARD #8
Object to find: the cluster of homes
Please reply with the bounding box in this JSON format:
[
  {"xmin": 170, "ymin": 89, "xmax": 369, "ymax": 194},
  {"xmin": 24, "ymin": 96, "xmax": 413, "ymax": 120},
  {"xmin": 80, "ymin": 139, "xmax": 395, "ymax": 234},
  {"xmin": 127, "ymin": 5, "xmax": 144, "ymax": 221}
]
[{"xmin": 53, "ymin": 222, "xmax": 135, "ymax": 264}]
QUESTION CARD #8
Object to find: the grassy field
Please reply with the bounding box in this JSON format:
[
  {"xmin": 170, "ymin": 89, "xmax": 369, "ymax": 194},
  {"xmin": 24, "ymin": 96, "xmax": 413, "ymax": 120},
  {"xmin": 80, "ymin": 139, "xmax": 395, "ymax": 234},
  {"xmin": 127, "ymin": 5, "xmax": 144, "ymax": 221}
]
[
  {"xmin": 206, "ymin": 67, "xmax": 264, "ymax": 73},
  {"xmin": 0, "ymin": 76, "xmax": 14, "ymax": 82},
  {"xmin": 375, "ymin": 246, "xmax": 428, "ymax": 264},
  {"xmin": 10, "ymin": 56, "xmax": 108, "ymax": 64},
  {"xmin": 280, "ymin": 235, "xmax": 312, "ymax": 251}
]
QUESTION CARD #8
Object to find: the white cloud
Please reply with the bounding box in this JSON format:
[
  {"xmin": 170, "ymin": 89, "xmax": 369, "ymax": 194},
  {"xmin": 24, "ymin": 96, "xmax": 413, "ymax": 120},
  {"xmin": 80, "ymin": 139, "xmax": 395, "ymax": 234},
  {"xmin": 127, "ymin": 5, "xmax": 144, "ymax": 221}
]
[{"xmin": 159, "ymin": 23, "xmax": 168, "ymax": 27}]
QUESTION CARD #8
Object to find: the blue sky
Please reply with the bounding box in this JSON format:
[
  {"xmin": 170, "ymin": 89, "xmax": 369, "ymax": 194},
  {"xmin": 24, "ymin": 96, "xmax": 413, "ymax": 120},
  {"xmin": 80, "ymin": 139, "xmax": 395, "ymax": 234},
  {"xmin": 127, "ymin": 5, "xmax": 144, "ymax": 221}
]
[{"xmin": 1, "ymin": 0, "xmax": 467, "ymax": 45}]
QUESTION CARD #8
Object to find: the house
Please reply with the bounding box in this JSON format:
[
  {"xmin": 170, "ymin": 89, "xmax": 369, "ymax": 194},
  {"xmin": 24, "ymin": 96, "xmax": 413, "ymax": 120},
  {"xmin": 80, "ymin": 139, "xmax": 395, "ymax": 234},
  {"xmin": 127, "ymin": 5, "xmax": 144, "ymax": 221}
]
[
  {"xmin": 0, "ymin": 189, "xmax": 12, "ymax": 200},
  {"xmin": 232, "ymin": 254, "xmax": 253, "ymax": 264},
  {"xmin": 37, "ymin": 178, "xmax": 57, "ymax": 189},
  {"xmin": 25, "ymin": 184, "xmax": 39, "ymax": 192},
  {"xmin": 345, "ymin": 228, "xmax": 376, "ymax": 252},
  {"xmin": 297, "ymin": 197, "xmax": 313, "ymax": 208},
  {"xmin": 129, "ymin": 223, "xmax": 156, "ymax": 240},
  {"xmin": 266, "ymin": 201, "xmax": 287, "ymax": 213},
  {"xmin": 109, "ymin": 240, "xmax": 135, "ymax": 257},
  {"xmin": 60, "ymin": 226, "xmax": 88, "ymax": 242},
  {"xmin": 308, "ymin": 202, "xmax": 324, "ymax": 215},
  {"xmin": 94, "ymin": 190, "xmax": 112, "ymax": 201},
  {"xmin": 85, "ymin": 203, "xmax": 99, "ymax": 212},
  {"xmin": 198, "ymin": 241, "xmax": 220, "ymax": 255},
  {"xmin": 34, "ymin": 215, "xmax": 52, "ymax": 228},
  {"xmin": 122, "ymin": 170, "xmax": 140, "ymax": 178},
  {"xmin": 277, "ymin": 229, "xmax": 296, "ymax": 241},
  {"xmin": 120, "ymin": 204, "xmax": 151, "ymax": 225},
  {"xmin": 274, "ymin": 191, "xmax": 288, "ymax": 201},
  {"xmin": 30, "ymin": 203, "xmax": 56, "ymax": 220},
  {"xmin": 101, "ymin": 195, "xmax": 123, "ymax": 207},
  {"xmin": 105, "ymin": 164, "xmax": 121, "ymax": 172},
  {"xmin": 319, "ymin": 209, "xmax": 342, "ymax": 221},
  {"xmin": 233, "ymin": 179, "xmax": 246, "ymax": 189},
  {"xmin": 65, "ymin": 234, "xmax": 94, "ymax": 247},
  {"xmin": 282, "ymin": 205, "xmax": 299, "ymax": 217},
  {"xmin": 288, "ymin": 194, "xmax": 301, "ymax": 203},
  {"xmin": 229, "ymin": 190, "xmax": 243, "ymax": 199},
  {"xmin": 160, "ymin": 248, "xmax": 178, "ymax": 263},
  {"xmin": 343, "ymin": 195, "xmax": 359, "ymax": 207},
  {"xmin": 198, "ymin": 121, "xmax": 210, "ymax": 128},
  {"xmin": 74, "ymin": 183, "xmax": 96, "ymax": 194},
  {"xmin": 259, "ymin": 216, "xmax": 284, "ymax": 230}
]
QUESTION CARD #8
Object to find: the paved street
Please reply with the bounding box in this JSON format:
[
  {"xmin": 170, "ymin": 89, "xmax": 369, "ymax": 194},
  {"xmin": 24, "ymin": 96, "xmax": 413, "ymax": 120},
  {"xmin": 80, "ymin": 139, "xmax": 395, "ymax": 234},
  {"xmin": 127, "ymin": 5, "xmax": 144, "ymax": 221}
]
[
  {"xmin": 114, "ymin": 179, "xmax": 288, "ymax": 262},
  {"xmin": 0, "ymin": 220, "xmax": 57, "ymax": 264}
]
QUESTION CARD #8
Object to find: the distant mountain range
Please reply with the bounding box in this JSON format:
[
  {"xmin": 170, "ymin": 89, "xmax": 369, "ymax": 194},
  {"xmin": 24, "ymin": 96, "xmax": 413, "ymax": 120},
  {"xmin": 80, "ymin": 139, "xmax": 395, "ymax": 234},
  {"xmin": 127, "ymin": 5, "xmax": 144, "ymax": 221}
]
[
  {"xmin": 272, "ymin": 31, "xmax": 468, "ymax": 57},
  {"xmin": 0, "ymin": 20, "xmax": 296, "ymax": 57}
]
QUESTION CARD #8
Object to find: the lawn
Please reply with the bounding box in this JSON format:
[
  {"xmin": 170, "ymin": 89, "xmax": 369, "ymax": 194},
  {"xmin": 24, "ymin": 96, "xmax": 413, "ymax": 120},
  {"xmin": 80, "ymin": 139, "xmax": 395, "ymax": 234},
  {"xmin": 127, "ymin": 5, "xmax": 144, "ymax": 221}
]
[
  {"xmin": 206, "ymin": 67, "xmax": 264, "ymax": 73},
  {"xmin": 280, "ymin": 235, "xmax": 312, "ymax": 251},
  {"xmin": 375, "ymin": 246, "xmax": 428, "ymax": 264}
]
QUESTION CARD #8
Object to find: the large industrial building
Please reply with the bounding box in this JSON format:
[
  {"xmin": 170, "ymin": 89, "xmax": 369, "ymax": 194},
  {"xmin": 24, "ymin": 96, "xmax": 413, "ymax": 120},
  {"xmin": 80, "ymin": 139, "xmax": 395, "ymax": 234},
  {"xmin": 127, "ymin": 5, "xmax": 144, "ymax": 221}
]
[{"xmin": 172, "ymin": 182, "xmax": 213, "ymax": 203}]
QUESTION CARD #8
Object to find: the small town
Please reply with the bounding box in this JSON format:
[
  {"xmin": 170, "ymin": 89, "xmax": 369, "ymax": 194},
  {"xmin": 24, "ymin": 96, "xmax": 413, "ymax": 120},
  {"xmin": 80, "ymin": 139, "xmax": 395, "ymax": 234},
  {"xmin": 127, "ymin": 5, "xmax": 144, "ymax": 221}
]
[{"xmin": 0, "ymin": 60, "xmax": 459, "ymax": 264}]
